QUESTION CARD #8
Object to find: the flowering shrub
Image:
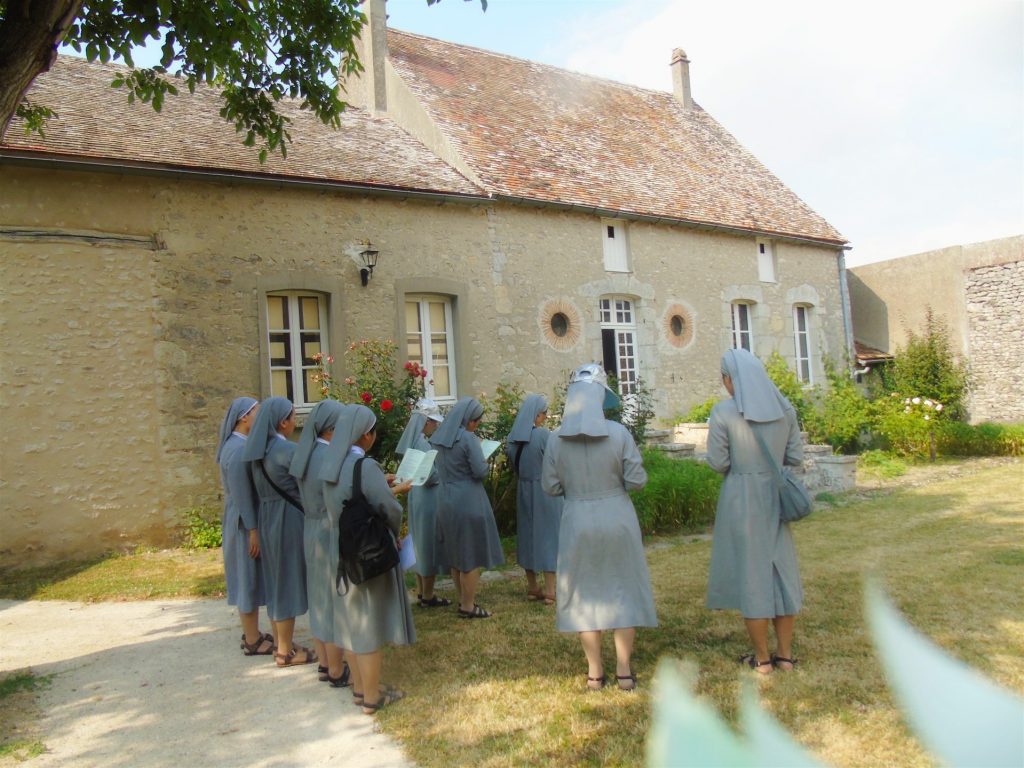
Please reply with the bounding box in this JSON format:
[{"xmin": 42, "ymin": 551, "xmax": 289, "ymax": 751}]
[
  {"xmin": 477, "ymin": 382, "xmax": 526, "ymax": 535},
  {"xmin": 312, "ymin": 340, "xmax": 426, "ymax": 469},
  {"xmin": 872, "ymin": 393, "xmax": 946, "ymax": 459}
]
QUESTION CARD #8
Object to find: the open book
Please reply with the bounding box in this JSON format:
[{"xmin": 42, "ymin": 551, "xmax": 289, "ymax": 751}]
[
  {"xmin": 394, "ymin": 448, "xmax": 437, "ymax": 486},
  {"xmin": 480, "ymin": 439, "xmax": 501, "ymax": 461}
]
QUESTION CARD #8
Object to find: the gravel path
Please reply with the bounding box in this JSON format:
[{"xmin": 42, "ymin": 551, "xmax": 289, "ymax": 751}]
[{"xmin": 0, "ymin": 599, "xmax": 414, "ymax": 768}]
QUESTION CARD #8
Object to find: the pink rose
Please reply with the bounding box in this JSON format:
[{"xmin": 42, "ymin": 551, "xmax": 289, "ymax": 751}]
[{"xmin": 360, "ymin": 392, "xmax": 373, "ymax": 404}]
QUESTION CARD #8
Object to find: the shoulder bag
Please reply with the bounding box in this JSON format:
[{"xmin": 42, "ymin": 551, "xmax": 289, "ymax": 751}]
[
  {"xmin": 336, "ymin": 457, "xmax": 399, "ymax": 594},
  {"xmin": 751, "ymin": 426, "xmax": 813, "ymax": 523}
]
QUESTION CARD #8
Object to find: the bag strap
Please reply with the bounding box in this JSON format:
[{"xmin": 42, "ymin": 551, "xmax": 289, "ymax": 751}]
[
  {"xmin": 749, "ymin": 424, "xmax": 785, "ymax": 487},
  {"xmin": 258, "ymin": 460, "xmax": 304, "ymax": 513},
  {"xmin": 352, "ymin": 456, "xmax": 366, "ymax": 502},
  {"xmin": 513, "ymin": 442, "xmax": 525, "ymax": 475}
]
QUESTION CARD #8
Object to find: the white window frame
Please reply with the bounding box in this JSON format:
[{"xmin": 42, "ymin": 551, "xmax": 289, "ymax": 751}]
[
  {"xmin": 266, "ymin": 291, "xmax": 329, "ymax": 408},
  {"xmin": 599, "ymin": 297, "xmax": 640, "ymax": 396},
  {"xmin": 601, "ymin": 219, "xmax": 631, "ymax": 273},
  {"xmin": 406, "ymin": 295, "xmax": 457, "ymax": 405},
  {"xmin": 731, "ymin": 301, "xmax": 754, "ymax": 352},
  {"xmin": 793, "ymin": 304, "xmax": 814, "ymax": 384},
  {"xmin": 757, "ymin": 238, "xmax": 777, "ymax": 282}
]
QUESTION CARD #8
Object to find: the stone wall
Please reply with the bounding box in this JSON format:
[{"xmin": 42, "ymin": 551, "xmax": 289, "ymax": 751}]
[
  {"xmin": 0, "ymin": 165, "xmax": 849, "ymax": 564},
  {"xmin": 965, "ymin": 259, "xmax": 1024, "ymax": 423}
]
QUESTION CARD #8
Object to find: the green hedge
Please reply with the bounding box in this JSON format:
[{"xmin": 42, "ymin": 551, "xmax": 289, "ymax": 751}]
[
  {"xmin": 631, "ymin": 450, "xmax": 721, "ymax": 535},
  {"xmin": 936, "ymin": 421, "xmax": 1024, "ymax": 457}
]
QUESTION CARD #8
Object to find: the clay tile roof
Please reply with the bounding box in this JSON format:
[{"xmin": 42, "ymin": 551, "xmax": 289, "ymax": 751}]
[
  {"xmin": 855, "ymin": 340, "xmax": 894, "ymax": 365},
  {"xmin": 386, "ymin": 29, "xmax": 846, "ymax": 245},
  {"xmin": 2, "ymin": 55, "xmax": 483, "ymax": 198}
]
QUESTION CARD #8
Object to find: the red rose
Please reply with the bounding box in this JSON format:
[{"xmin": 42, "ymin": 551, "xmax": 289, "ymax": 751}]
[
  {"xmin": 360, "ymin": 392, "xmax": 372, "ymax": 404},
  {"xmin": 380, "ymin": 399, "xmax": 394, "ymax": 412}
]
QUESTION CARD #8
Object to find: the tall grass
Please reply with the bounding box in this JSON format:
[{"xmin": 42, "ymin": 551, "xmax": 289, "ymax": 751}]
[{"xmin": 631, "ymin": 451, "xmax": 721, "ymax": 534}]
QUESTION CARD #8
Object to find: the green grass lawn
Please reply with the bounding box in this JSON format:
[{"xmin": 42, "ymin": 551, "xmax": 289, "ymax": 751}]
[{"xmin": 1, "ymin": 458, "xmax": 1021, "ymax": 767}]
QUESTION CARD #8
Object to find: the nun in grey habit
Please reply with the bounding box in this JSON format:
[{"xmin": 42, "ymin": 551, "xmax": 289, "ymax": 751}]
[
  {"xmin": 320, "ymin": 404, "xmax": 414, "ymax": 713},
  {"xmin": 242, "ymin": 396, "xmax": 315, "ymax": 667},
  {"xmin": 506, "ymin": 393, "xmax": 562, "ymax": 604},
  {"xmin": 706, "ymin": 347, "xmax": 804, "ymax": 674},
  {"xmin": 430, "ymin": 396, "xmax": 505, "ymax": 618},
  {"xmin": 290, "ymin": 399, "xmax": 350, "ymax": 685},
  {"xmin": 396, "ymin": 402, "xmax": 450, "ymax": 607},
  {"xmin": 541, "ymin": 364, "xmax": 657, "ymax": 691},
  {"xmin": 217, "ymin": 396, "xmax": 271, "ymax": 655}
]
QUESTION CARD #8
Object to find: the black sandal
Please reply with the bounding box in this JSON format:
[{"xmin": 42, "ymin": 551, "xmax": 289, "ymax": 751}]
[
  {"xmin": 419, "ymin": 595, "xmax": 452, "ymax": 608},
  {"xmin": 317, "ymin": 665, "xmax": 330, "ymax": 682},
  {"xmin": 739, "ymin": 653, "xmax": 773, "ymax": 674},
  {"xmin": 616, "ymin": 672, "xmax": 637, "ymax": 691},
  {"xmin": 362, "ymin": 687, "xmax": 405, "ymax": 714},
  {"xmin": 240, "ymin": 632, "xmax": 275, "ymax": 656},
  {"xmin": 586, "ymin": 674, "xmax": 607, "ymax": 691},
  {"xmin": 328, "ymin": 662, "xmax": 351, "ymax": 688},
  {"xmin": 457, "ymin": 604, "xmax": 491, "ymax": 619},
  {"xmin": 771, "ymin": 654, "xmax": 799, "ymax": 670}
]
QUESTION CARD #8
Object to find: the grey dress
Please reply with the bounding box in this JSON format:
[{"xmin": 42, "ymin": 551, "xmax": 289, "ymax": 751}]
[
  {"xmin": 219, "ymin": 433, "xmax": 264, "ymax": 613},
  {"xmin": 407, "ymin": 433, "xmax": 447, "ymax": 577},
  {"xmin": 508, "ymin": 427, "xmax": 563, "ymax": 572},
  {"xmin": 252, "ymin": 437, "xmax": 308, "ymax": 621},
  {"xmin": 541, "ymin": 423, "xmax": 658, "ymax": 632},
  {"xmin": 705, "ymin": 399, "xmax": 804, "ymax": 618},
  {"xmin": 434, "ymin": 431, "xmax": 505, "ymax": 572},
  {"xmin": 295, "ymin": 439, "xmax": 333, "ymax": 642},
  {"xmin": 324, "ymin": 451, "xmax": 416, "ymax": 653}
]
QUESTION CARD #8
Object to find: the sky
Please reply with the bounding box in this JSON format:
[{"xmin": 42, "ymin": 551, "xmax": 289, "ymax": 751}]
[{"xmin": 61, "ymin": 0, "xmax": 1023, "ymax": 266}]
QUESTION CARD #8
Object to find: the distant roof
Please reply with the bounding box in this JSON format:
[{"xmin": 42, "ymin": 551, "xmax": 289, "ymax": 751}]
[
  {"xmin": 386, "ymin": 29, "xmax": 846, "ymax": 246},
  {"xmin": 855, "ymin": 341, "xmax": 894, "ymax": 365},
  {"xmin": 2, "ymin": 56, "xmax": 484, "ymax": 199}
]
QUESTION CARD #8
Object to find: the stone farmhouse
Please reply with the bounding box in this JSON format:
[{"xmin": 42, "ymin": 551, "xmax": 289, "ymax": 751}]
[
  {"xmin": 848, "ymin": 235, "xmax": 1023, "ymax": 423},
  {"xmin": 0, "ymin": 2, "xmax": 850, "ymax": 564}
]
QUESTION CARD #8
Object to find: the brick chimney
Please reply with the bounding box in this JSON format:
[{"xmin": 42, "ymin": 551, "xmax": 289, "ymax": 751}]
[{"xmin": 671, "ymin": 48, "xmax": 693, "ymax": 109}]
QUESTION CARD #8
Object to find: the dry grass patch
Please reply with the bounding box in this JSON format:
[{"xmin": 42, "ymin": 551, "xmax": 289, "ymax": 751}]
[
  {"xmin": 0, "ymin": 548, "xmax": 225, "ymax": 601},
  {"xmin": 377, "ymin": 459, "xmax": 1023, "ymax": 767}
]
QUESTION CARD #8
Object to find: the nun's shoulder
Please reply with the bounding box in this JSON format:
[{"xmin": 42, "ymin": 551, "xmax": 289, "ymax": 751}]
[{"xmin": 709, "ymin": 399, "xmax": 740, "ymax": 421}]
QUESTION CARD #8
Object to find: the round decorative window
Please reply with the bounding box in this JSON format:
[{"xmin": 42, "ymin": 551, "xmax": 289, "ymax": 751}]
[
  {"xmin": 539, "ymin": 299, "xmax": 582, "ymax": 351},
  {"xmin": 663, "ymin": 303, "xmax": 695, "ymax": 349}
]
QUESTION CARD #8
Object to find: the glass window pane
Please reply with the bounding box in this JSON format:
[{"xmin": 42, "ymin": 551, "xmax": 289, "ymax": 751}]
[
  {"xmin": 406, "ymin": 301, "xmax": 421, "ymax": 332},
  {"xmin": 268, "ymin": 295, "xmax": 288, "ymax": 330},
  {"xmin": 271, "ymin": 369, "xmax": 290, "ymax": 399},
  {"xmin": 304, "ymin": 369, "xmax": 324, "ymax": 403},
  {"xmin": 431, "ymin": 336, "xmax": 449, "ymax": 361},
  {"xmin": 269, "ymin": 333, "xmax": 291, "ymax": 366},
  {"xmin": 429, "ymin": 301, "xmax": 447, "ymax": 331},
  {"xmin": 300, "ymin": 297, "xmax": 321, "ymax": 330},
  {"xmin": 301, "ymin": 333, "xmax": 322, "ymax": 364},
  {"xmin": 406, "ymin": 337, "xmax": 423, "ymax": 362},
  {"xmin": 432, "ymin": 366, "xmax": 451, "ymax": 396}
]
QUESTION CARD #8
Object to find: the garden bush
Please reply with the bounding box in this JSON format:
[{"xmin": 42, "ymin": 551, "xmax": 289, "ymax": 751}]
[
  {"xmin": 181, "ymin": 505, "xmax": 222, "ymax": 549},
  {"xmin": 631, "ymin": 450, "xmax": 721, "ymax": 535},
  {"xmin": 813, "ymin": 358, "xmax": 873, "ymax": 453},
  {"xmin": 936, "ymin": 421, "xmax": 1024, "ymax": 457},
  {"xmin": 677, "ymin": 396, "xmax": 719, "ymax": 424}
]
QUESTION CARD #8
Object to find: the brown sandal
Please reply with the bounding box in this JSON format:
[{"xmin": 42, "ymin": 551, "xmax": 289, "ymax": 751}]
[
  {"xmin": 275, "ymin": 645, "xmax": 317, "ymax": 667},
  {"xmin": 240, "ymin": 632, "xmax": 275, "ymax": 656},
  {"xmin": 542, "ymin": 593, "xmax": 556, "ymax": 606}
]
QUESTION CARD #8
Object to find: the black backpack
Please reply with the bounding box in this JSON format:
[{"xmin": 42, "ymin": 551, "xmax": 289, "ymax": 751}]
[{"xmin": 336, "ymin": 457, "xmax": 399, "ymax": 593}]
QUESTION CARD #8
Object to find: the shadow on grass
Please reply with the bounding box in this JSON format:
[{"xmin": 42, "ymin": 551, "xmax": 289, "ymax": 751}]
[{"xmin": 0, "ymin": 555, "xmax": 113, "ymax": 602}]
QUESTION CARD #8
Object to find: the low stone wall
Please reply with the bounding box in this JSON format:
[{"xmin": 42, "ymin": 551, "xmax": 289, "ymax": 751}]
[{"xmin": 646, "ymin": 426, "xmax": 857, "ymax": 493}]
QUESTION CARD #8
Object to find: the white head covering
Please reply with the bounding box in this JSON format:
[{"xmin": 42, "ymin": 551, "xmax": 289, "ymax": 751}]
[
  {"xmin": 558, "ymin": 380, "xmax": 610, "ymax": 438},
  {"xmin": 508, "ymin": 394, "xmax": 548, "ymax": 444},
  {"xmin": 289, "ymin": 400, "xmax": 347, "ymax": 479},
  {"xmin": 429, "ymin": 396, "xmax": 484, "ymax": 449},
  {"xmin": 217, "ymin": 397, "xmax": 257, "ymax": 462},
  {"xmin": 241, "ymin": 396, "xmax": 293, "ymax": 462},
  {"xmin": 318, "ymin": 404, "xmax": 377, "ymax": 483},
  {"xmin": 416, "ymin": 398, "xmax": 444, "ymax": 423},
  {"xmin": 569, "ymin": 362, "xmax": 620, "ymax": 410},
  {"xmin": 721, "ymin": 348, "xmax": 791, "ymax": 423},
  {"xmin": 396, "ymin": 411, "xmax": 428, "ymax": 457}
]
